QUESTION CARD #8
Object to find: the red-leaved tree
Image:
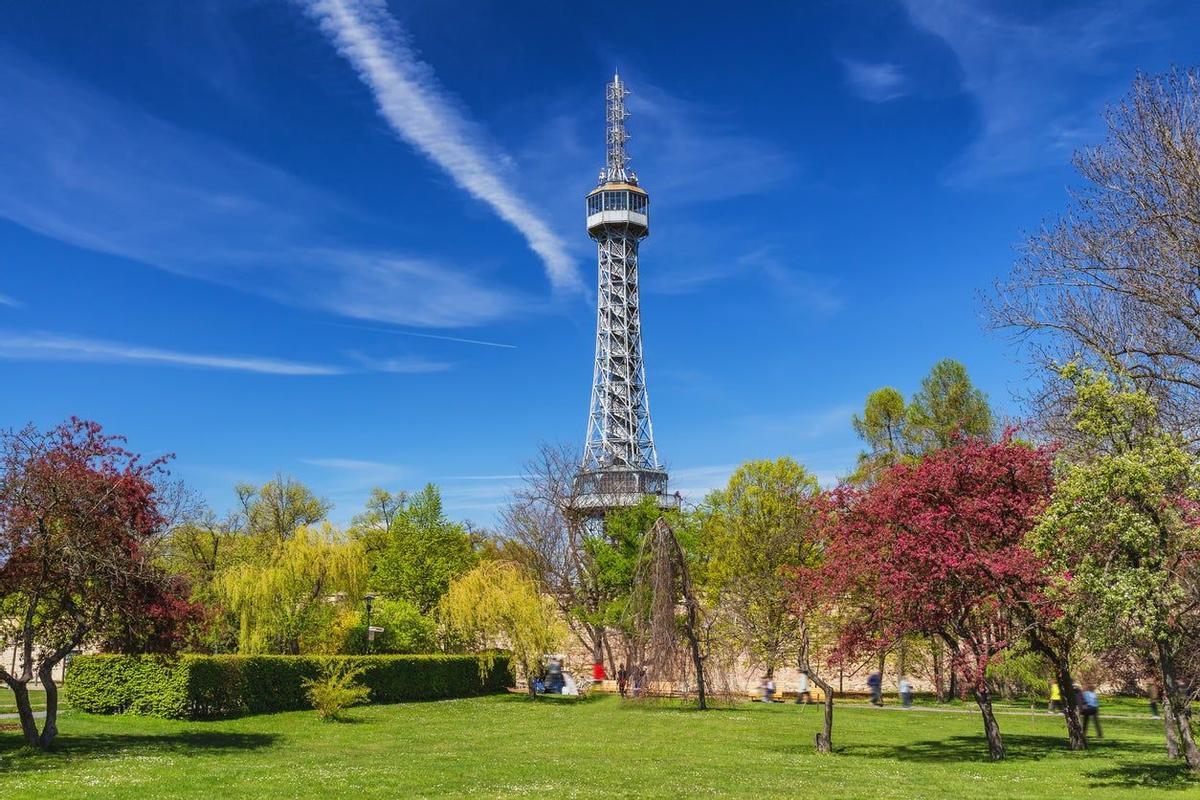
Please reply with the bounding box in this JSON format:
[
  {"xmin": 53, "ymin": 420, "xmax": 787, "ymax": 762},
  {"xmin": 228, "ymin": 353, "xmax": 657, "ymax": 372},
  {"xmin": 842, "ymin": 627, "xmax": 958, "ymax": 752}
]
[
  {"xmin": 816, "ymin": 433, "xmax": 1055, "ymax": 761},
  {"xmin": 0, "ymin": 419, "xmax": 198, "ymax": 748}
]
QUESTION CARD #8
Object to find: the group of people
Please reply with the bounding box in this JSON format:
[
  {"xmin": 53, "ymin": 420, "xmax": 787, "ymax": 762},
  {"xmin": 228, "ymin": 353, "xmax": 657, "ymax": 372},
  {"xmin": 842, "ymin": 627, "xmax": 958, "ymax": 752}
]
[
  {"xmin": 615, "ymin": 663, "xmax": 646, "ymax": 698},
  {"xmin": 1048, "ymin": 681, "xmax": 1103, "ymax": 738},
  {"xmin": 865, "ymin": 671, "xmax": 913, "ymax": 708},
  {"xmin": 531, "ymin": 657, "xmax": 579, "ymax": 696}
]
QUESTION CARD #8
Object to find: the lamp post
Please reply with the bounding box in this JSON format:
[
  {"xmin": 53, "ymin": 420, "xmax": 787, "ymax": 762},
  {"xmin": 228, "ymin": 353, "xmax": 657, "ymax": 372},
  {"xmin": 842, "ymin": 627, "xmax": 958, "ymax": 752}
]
[{"xmin": 364, "ymin": 594, "xmax": 376, "ymax": 654}]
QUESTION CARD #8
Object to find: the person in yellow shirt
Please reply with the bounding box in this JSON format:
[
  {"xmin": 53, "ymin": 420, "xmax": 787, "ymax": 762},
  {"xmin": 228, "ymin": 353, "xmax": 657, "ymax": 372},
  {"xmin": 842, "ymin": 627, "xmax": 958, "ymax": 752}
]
[{"xmin": 1048, "ymin": 680, "xmax": 1062, "ymax": 713}]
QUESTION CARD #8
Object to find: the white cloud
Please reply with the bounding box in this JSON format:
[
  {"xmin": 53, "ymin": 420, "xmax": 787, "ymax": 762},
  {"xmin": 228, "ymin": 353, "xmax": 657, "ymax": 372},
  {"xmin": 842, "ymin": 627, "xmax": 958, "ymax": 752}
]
[
  {"xmin": 293, "ymin": 250, "xmax": 518, "ymax": 329},
  {"xmin": 0, "ymin": 293, "xmax": 21, "ymax": 308},
  {"xmin": 329, "ymin": 322, "xmax": 517, "ymax": 350},
  {"xmin": 841, "ymin": 59, "xmax": 908, "ymax": 103},
  {"xmin": 344, "ymin": 350, "xmax": 452, "ymax": 374},
  {"xmin": 646, "ymin": 246, "xmax": 841, "ymax": 316},
  {"xmin": 301, "ymin": 457, "xmax": 407, "ymax": 486},
  {"xmin": 900, "ymin": 0, "xmax": 1160, "ymax": 182},
  {"xmin": 0, "ymin": 52, "xmax": 523, "ymax": 329},
  {"xmin": 0, "ymin": 331, "xmax": 344, "ymax": 375},
  {"xmin": 301, "ymin": 0, "xmax": 580, "ymax": 293}
]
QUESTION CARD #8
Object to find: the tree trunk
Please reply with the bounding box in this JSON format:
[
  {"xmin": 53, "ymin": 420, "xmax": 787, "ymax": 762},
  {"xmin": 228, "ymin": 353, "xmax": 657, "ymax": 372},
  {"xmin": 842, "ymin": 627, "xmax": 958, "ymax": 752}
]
[
  {"xmin": 798, "ymin": 628, "xmax": 834, "ymax": 754},
  {"xmin": 1162, "ymin": 702, "xmax": 1181, "ymax": 759},
  {"xmin": 37, "ymin": 666, "xmax": 59, "ymax": 748},
  {"xmin": 972, "ymin": 686, "xmax": 1005, "ymax": 761},
  {"xmin": 1055, "ymin": 668, "xmax": 1086, "ymax": 751},
  {"xmin": 5, "ymin": 678, "xmax": 41, "ymax": 748},
  {"xmin": 1158, "ymin": 648, "xmax": 1200, "ymax": 770},
  {"xmin": 682, "ymin": 597, "xmax": 706, "ymax": 710},
  {"xmin": 665, "ymin": 519, "xmax": 706, "ymax": 711},
  {"xmin": 1026, "ymin": 631, "xmax": 1085, "ymax": 751},
  {"xmin": 931, "ymin": 638, "xmax": 945, "ymax": 702},
  {"xmin": 524, "ymin": 664, "xmax": 538, "ymax": 699}
]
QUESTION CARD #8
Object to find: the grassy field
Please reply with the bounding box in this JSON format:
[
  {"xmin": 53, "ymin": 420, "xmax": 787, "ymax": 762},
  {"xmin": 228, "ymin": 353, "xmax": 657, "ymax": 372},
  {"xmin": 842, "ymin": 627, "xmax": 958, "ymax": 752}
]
[
  {"xmin": 0, "ymin": 689, "xmax": 45, "ymax": 715},
  {"xmin": 1, "ymin": 692, "xmax": 1195, "ymax": 799}
]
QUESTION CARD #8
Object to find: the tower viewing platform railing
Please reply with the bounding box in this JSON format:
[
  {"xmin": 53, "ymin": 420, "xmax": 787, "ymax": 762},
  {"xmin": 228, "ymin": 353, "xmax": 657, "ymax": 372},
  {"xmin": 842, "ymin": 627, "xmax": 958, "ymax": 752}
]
[
  {"xmin": 586, "ymin": 185, "xmax": 649, "ymax": 235},
  {"xmin": 571, "ymin": 467, "xmax": 679, "ymax": 513}
]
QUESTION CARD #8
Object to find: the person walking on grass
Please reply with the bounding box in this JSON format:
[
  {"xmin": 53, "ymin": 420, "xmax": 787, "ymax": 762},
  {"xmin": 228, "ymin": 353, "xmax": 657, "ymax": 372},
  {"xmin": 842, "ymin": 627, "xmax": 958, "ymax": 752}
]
[
  {"xmin": 617, "ymin": 663, "xmax": 629, "ymax": 698},
  {"xmin": 867, "ymin": 671, "xmax": 883, "ymax": 706},
  {"xmin": 899, "ymin": 676, "xmax": 913, "ymax": 708},
  {"xmin": 1147, "ymin": 680, "xmax": 1161, "ymax": 718},
  {"xmin": 1081, "ymin": 684, "xmax": 1102, "ymax": 739},
  {"xmin": 1048, "ymin": 680, "xmax": 1061, "ymax": 714},
  {"xmin": 796, "ymin": 670, "xmax": 811, "ymax": 705}
]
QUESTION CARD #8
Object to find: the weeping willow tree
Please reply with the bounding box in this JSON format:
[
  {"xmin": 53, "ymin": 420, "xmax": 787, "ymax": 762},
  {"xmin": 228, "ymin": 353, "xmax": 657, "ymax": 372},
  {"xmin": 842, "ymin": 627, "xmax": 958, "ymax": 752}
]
[
  {"xmin": 220, "ymin": 523, "xmax": 366, "ymax": 654},
  {"xmin": 624, "ymin": 518, "xmax": 711, "ymax": 709},
  {"xmin": 440, "ymin": 560, "xmax": 567, "ymax": 698}
]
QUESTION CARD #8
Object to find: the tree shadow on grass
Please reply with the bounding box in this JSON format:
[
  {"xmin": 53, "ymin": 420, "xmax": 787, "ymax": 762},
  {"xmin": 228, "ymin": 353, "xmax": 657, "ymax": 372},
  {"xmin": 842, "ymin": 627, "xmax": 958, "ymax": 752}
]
[
  {"xmin": 812, "ymin": 734, "xmax": 1160, "ymax": 765},
  {"xmin": 0, "ymin": 730, "xmax": 279, "ymax": 773},
  {"xmin": 1085, "ymin": 760, "xmax": 1199, "ymax": 791}
]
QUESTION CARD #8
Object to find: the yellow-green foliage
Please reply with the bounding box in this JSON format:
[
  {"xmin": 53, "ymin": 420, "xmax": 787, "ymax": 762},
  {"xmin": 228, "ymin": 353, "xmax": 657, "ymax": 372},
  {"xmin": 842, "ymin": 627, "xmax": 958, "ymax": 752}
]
[
  {"xmin": 219, "ymin": 524, "xmax": 366, "ymax": 654},
  {"xmin": 440, "ymin": 561, "xmax": 565, "ymax": 687},
  {"xmin": 302, "ymin": 659, "xmax": 371, "ymax": 720},
  {"xmin": 697, "ymin": 457, "xmax": 822, "ymax": 671}
]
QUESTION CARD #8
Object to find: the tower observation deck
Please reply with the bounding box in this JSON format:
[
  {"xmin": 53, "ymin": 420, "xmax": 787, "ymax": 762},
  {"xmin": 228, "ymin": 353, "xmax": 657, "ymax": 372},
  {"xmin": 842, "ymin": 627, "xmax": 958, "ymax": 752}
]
[{"xmin": 572, "ymin": 73, "xmax": 677, "ymax": 521}]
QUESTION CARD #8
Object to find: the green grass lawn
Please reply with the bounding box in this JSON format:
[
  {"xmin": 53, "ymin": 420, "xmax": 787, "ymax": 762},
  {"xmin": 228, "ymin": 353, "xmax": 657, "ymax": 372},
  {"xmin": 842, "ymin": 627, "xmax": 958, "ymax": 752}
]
[
  {"xmin": 0, "ymin": 689, "xmax": 45, "ymax": 715},
  {"xmin": 1, "ymin": 693, "xmax": 1195, "ymax": 799}
]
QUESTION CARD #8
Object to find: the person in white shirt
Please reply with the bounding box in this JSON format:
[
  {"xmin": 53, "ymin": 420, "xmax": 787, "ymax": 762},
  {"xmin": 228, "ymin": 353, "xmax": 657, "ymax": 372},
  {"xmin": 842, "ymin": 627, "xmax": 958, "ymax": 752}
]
[{"xmin": 796, "ymin": 671, "xmax": 811, "ymax": 704}]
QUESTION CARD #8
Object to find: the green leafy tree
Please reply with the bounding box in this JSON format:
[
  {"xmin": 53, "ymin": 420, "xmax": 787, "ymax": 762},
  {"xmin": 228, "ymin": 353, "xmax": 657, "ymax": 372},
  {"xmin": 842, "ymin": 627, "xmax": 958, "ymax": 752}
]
[
  {"xmin": 904, "ymin": 359, "xmax": 993, "ymax": 454},
  {"xmin": 158, "ymin": 514, "xmax": 247, "ymax": 652},
  {"xmin": 588, "ymin": 496, "xmax": 665, "ymax": 627},
  {"xmin": 220, "ymin": 523, "xmax": 366, "ymax": 654},
  {"xmin": 237, "ymin": 475, "xmax": 331, "ymax": 546},
  {"xmin": 1032, "ymin": 365, "xmax": 1200, "ymax": 769},
  {"xmin": 440, "ymin": 561, "xmax": 566, "ymax": 697},
  {"xmin": 349, "ymin": 488, "xmax": 408, "ymax": 559},
  {"xmin": 342, "ymin": 597, "xmax": 437, "ymax": 654},
  {"xmin": 373, "ymin": 484, "xmax": 478, "ymax": 613},
  {"xmin": 849, "ymin": 387, "xmax": 909, "ymax": 484},
  {"xmin": 698, "ymin": 458, "xmax": 822, "ymax": 674}
]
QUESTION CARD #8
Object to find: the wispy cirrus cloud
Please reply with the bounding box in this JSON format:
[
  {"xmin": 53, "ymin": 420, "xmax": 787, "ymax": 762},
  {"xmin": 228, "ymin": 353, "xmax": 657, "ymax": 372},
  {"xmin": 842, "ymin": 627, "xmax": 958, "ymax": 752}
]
[
  {"xmin": 0, "ymin": 331, "xmax": 345, "ymax": 375},
  {"xmin": 327, "ymin": 322, "xmax": 516, "ymax": 350},
  {"xmin": 344, "ymin": 350, "xmax": 451, "ymax": 374},
  {"xmin": 624, "ymin": 81, "xmax": 796, "ymax": 203},
  {"xmin": 900, "ymin": 0, "xmax": 1163, "ymax": 182},
  {"xmin": 0, "ymin": 292, "xmax": 21, "ymax": 308},
  {"xmin": 300, "ymin": 0, "xmax": 581, "ymax": 294},
  {"xmin": 0, "ymin": 50, "xmax": 521, "ymax": 329},
  {"xmin": 841, "ymin": 59, "xmax": 908, "ymax": 103},
  {"xmin": 646, "ymin": 246, "xmax": 841, "ymax": 316}
]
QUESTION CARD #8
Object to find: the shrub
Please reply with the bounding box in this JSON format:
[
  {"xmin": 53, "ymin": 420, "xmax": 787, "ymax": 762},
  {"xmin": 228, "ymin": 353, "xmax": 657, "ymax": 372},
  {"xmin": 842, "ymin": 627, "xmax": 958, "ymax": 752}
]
[
  {"xmin": 342, "ymin": 598, "xmax": 438, "ymax": 654},
  {"xmin": 303, "ymin": 660, "xmax": 371, "ymax": 720},
  {"xmin": 65, "ymin": 653, "xmax": 509, "ymax": 719}
]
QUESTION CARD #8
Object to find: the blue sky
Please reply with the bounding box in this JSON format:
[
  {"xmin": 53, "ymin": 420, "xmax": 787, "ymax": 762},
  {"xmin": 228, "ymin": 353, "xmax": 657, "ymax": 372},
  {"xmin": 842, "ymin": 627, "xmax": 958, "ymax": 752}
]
[{"xmin": 1, "ymin": 0, "xmax": 1196, "ymax": 525}]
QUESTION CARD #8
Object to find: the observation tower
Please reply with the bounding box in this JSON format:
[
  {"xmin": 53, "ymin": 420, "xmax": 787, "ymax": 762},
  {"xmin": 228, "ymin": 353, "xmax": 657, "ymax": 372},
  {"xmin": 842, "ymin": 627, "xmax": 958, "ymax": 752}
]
[{"xmin": 572, "ymin": 73, "xmax": 677, "ymax": 526}]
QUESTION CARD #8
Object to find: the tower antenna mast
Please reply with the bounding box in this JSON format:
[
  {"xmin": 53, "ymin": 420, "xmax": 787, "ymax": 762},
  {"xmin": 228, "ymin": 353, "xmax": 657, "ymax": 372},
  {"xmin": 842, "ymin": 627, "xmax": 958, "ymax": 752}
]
[
  {"xmin": 573, "ymin": 73, "xmax": 676, "ymax": 529},
  {"xmin": 603, "ymin": 72, "xmax": 637, "ymax": 185}
]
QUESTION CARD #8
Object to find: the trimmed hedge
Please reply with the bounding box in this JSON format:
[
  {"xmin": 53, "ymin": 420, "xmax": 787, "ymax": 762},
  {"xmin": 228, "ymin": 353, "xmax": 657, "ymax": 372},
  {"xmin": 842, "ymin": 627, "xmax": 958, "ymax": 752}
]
[{"xmin": 65, "ymin": 654, "xmax": 510, "ymax": 719}]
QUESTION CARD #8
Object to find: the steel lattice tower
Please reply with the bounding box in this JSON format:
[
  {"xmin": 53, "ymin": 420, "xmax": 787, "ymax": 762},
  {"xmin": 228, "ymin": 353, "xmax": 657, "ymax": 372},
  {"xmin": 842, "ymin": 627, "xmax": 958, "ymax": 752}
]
[{"xmin": 572, "ymin": 73, "xmax": 677, "ymax": 521}]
